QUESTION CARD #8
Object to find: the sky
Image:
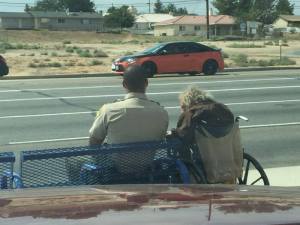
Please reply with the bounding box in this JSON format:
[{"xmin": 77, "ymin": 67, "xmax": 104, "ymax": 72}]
[{"xmin": 0, "ymin": 0, "xmax": 299, "ymax": 15}]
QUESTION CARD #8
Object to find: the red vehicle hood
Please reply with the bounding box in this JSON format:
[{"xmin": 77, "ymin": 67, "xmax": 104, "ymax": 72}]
[{"xmin": 0, "ymin": 184, "xmax": 300, "ymax": 225}]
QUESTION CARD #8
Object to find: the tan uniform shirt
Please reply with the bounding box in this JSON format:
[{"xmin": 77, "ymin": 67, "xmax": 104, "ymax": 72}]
[
  {"xmin": 89, "ymin": 92, "xmax": 169, "ymax": 144},
  {"xmin": 89, "ymin": 92, "xmax": 169, "ymax": 173}
]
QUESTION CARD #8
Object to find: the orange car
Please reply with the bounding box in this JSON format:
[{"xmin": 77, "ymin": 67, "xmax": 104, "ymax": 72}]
[{"xmin": 112, "ymin": 41, "xmax": 224, "ymax": 77}]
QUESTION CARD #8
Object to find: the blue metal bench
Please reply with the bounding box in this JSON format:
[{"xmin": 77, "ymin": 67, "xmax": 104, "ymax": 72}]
[
  {"xmin": 17, "ymin": 138, "xmax": 190, "ymax": 188},
  {"xmin": 0, "ymin": 152, "xmax": 15, "ymax": 189}
]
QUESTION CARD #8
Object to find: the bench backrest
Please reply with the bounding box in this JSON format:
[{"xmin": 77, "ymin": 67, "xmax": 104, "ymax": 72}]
[
  {"xmin": 20, "ymin": 138, "xmax": 182, "ymax": 188},
  {"xmin": 0, "ymin": 152, "xmax": 15, "ymax": 189}
]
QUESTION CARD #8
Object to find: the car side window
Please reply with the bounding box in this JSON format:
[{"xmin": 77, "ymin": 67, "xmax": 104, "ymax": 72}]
[
  {"xmin": 186, "ymin": 43, "xmax": 211, "ymax": 53},
  {"xmin": 158, "ymin": 44, "xmax": 179, "ymax": 55}
]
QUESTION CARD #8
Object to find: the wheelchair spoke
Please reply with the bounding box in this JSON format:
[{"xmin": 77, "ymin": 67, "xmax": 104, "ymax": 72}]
[
  {"xmin": 251, "ymin": 177, "xmax": 262, "ymax": 185},
  {"xmin": 243, "ymin": 160, "xmax": 251, "ymax": 184}
]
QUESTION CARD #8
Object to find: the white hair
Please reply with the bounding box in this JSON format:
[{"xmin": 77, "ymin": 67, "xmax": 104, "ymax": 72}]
[{"xmin": 179, "ymin": 86, "xmax": 214, "ymax": 110}]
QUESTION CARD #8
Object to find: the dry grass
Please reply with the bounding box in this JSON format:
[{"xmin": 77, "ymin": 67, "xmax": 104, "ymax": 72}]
[{"xmin": 0, "ymin": 30, "xmax": 299, "ymax": 76}]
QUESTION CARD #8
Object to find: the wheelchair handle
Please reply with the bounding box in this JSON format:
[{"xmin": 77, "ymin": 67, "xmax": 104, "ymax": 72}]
[{"xmin": 236, "ymin": 115, "xmax": 249, "ymax": 122}]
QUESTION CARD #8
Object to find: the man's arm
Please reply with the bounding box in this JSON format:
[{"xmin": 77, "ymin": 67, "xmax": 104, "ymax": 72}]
[{"xmin": 89, "ymin": 106, "xmax": 108, "ymax": 146}]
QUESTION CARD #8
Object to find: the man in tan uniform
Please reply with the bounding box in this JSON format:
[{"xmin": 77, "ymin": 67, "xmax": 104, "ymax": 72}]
[
  {"xmin": 89, "ymin": 65, "xmax": 169, "ymax": 175},
  {"xmin": 89, "ymin": 65, "xmax": 169, "ymax": 145}
]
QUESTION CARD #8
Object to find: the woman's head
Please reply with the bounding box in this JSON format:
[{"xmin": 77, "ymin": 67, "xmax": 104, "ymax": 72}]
[{"xmin": 179, "ymin": 86, "xmax": 214, "ymax": 111}]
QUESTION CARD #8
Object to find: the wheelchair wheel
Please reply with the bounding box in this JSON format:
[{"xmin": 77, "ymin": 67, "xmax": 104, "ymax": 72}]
[{"xmin": 238, "ymin": 152, "xmax": 270, "ymax": 186}]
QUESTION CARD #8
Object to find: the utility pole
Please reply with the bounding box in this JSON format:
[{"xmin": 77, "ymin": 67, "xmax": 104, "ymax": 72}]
[
  {"xmin": 206, "ymin": 0, "xmax": 210, "ymax": 39},
  {"xmin": 147, "ymin": 0, "xmax": 151, "ymax": 13}
]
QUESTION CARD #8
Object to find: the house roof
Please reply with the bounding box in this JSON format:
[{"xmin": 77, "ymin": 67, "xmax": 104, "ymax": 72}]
[
  {"xmin": 28, "ymin": 11, "xmax": 103, "ymax": 18},
  {"xmin": 279, "ymin": 15, "xmax": 300, "ymax": 22},
  {"xmin": 0, "ymin": 12, "xmax": 32, "ymax": 18},
  {"xmin": 135, "ymin": 13, "xmax": 175, "ymax": 23},
  {"xmin": 28, "ymin": 11, "xmax": 67, "ymax": 18},
  {"xmin": 154, "ymin": 15, "xmax": 235, "ymax": 26}
]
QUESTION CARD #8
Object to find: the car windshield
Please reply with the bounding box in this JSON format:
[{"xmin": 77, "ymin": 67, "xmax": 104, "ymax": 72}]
[{"xmin": 1, "ymin": 1, "xmax": 300, "ymax": 221}]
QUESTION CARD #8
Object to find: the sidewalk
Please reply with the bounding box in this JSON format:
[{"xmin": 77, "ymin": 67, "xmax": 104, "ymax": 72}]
[{"xmin": 1, "ymin": 66, "xmax": 300, "ymax": 80}]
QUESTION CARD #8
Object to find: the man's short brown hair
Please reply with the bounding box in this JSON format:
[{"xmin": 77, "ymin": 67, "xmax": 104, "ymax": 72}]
[{"xmin": 123, "ymin": 65, "xmax": 148, "ymax": 93}]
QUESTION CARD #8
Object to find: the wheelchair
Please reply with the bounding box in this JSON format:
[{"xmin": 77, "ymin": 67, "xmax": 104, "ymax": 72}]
[{"xmin": 173, "ymin": 115, "xmax": 270, "ymax": 186}]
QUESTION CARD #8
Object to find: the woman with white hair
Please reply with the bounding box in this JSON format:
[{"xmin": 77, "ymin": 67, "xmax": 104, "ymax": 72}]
[{"xmin": 175, "ymin": 86, "xmax": 243, "ymax": 184}]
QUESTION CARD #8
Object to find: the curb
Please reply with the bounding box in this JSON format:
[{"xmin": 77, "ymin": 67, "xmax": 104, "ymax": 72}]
[{"xmin": 1, "ymin": 67, "xmax": 300, "ymax": 80}]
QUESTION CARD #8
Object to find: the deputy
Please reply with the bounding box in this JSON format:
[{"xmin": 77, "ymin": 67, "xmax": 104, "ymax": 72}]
[{"xmin": 89, "ymin": 65, "xmax": 169, "ymax": 145}]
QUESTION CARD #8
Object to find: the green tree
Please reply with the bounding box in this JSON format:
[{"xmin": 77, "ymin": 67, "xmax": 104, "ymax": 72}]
[
  {"xmin": 212, "ymin": 0, "xmax": 294, "ymax": 24},
  {"xmin": 62, "ymin": 0, "xmax": 95, "ymax": 12},
  {"xmin": 175, "ymin": 7, "xmax": 188, "ymax": 16},
  {"xmin": 26, "ymin": 0, "xmax": 64, "ymax": 11},
  {"xmin": 212, "ymin": 0, "xmax": 238, "ymax": 16},
  {"xmin": 276, "ymin": 0, "xmax": 294, "ymax": 15},
  {"xmin": 154, "ymin": 0, "xmax": 164, "ymax": 13},
  {"xmin": 165, "ymin": 3, "xmax": 177, "ymax": 13},
  {"xmin": 26, "ymin": 0, "xmax": 95, "ymax": 12},
  {"xmin": 24, "ymin": 4, "xmax": 31, "ymax": 12},
  {"xmin": 104, "ymin": 5, "xmax": 135, "ymax": 29}
]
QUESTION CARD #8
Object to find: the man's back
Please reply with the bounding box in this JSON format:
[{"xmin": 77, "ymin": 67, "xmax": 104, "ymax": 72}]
[
  {"xmin": 89, "ymin": 92, "xmax": 168, "ymax": 174},
  {"xmin": 90, "ymin": 93, "xmax": 168, "ymax": 144}
]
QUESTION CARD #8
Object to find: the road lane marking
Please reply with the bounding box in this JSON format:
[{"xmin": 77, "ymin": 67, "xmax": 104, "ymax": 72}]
[
  {"xmin": 241, "ymin": 122, "xmax": 300, "ymax": 128},
  {"xmin": 0, "ymin": 77, "xmax": 297, "ymax": 93},
  {"xmin": 1, "ymin": 85, "xmax": 300, "ymax": 102},
  {"xmin": 1, "ymin": 99, "xmax": 300, "ymax": 119},
  {"xmin": 7, "ymin": 122, "xmax": 300, "ymax": 145},
  {"xmin": 9, "ymin": 137, "xmax": 88, "ymax": 145}
]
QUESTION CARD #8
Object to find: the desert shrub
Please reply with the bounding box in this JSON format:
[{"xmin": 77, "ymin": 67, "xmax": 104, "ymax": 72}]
[
  {"xmin": 77, "ymin": 63, "xmax": 86, "ymax": 66},
  {"xmin": 28, "ymin": 53, "xmax": 35, "ymax": 56},
  {"xmin": 79, "ymin": 50, "xmax": 92, "ymax": 58},
  {"xmin": 48, "ymin": 62, "xmax": 62, "ymax": 67},
  {"xmin": 51, "ymin": 52, "xmax": 58, "ymax": 57},
  {"xmin": 44, "ymin": 58, "xmax": 51, "ymax": 62},
  {"xmin": 123, "ymin": 51, "xmax": 136, "ymax": 56},
  {"xmin": 125, "ymin": 40, "xmax": 140, "ymax": 44},
  {"xmin": 40, "ymin": 52, "xmax": 48, "ymax": 55},
  {"xmin": 0, "ymin": 42, "xmax": 14, "ymax": 50},
  {"xmin": 28, "ymin": 63, "xmax": 37, "ymax": 68},
  {"xmin": 232, "ymin": 54, "xmax": 248, "ymax": 66},
  {"xmin": 37, "ymin": 63, "xmax": 47, "ymax": 67},
  {"xmin": 65, "ymin": 47, "xmax": 74, "ymax": 53},
  {"xmin": 222, "ymin": 52, "xmax": 229, "ymax": 58},
  {"xmin": 227, "ymin": 43, "xmax": 265, "ymax": 48},
  {"xmin": 0, "ymin": 48, "xmax": 6, "ymax": 54},
  {"xmin": 264, "ymin": 41, "xmax": 273, "ymax": 46},
  {"xmin": 278, "ymin": 57, "xmax": 296, "ymax": 65},
  {"xmin": 63, "ymin": 40, "xmax": 71, "ymax": 44},
  {"xmin": 93, "ymin": 49, "xmax": 108, "ymax": 57},
  {"xmin": 89, "ymin": 60, "xmax": 103, "ymax": 66},
  {"xmin": 65, "ymin": 62, "xmax": 75, "ymax": 66}
]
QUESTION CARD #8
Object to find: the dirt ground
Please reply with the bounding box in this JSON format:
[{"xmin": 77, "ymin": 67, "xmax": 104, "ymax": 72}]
[{"xmin": 1, "ymin": 30, "xmax": 300, "ymax": 76}]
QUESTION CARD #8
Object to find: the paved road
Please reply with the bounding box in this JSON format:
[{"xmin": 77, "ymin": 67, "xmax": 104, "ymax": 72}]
[{"xmin": 1, "ymin": 70, "xmax": 300, "ymax": 184}]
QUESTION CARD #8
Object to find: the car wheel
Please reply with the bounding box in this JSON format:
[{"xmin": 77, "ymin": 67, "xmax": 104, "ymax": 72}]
[
  {"xmin": 203, "ymin": 60, "xmax": 218, "ymax": 75},
  {"xmin": 142, "ymin": 62, "xmax": 156, "ymax": 78},
  {"xmin": 0, "ymin": 65, "xmax": 9, "ymax": 76}
]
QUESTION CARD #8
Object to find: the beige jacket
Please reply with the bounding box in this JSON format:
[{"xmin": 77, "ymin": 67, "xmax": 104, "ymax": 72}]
[{"xmin": 176, "ymin": 101, "xmax": 243, "ymax": 183}]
